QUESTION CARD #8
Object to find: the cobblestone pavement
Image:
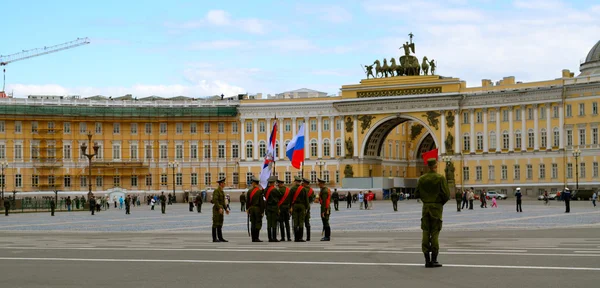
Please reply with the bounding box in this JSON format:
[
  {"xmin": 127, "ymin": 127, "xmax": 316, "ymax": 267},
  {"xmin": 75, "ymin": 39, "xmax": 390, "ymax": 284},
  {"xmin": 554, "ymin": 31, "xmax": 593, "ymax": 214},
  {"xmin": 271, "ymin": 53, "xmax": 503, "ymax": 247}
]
[{"xmin": 1, "ymin": 199, "xmax": 598, "ymax": 233}]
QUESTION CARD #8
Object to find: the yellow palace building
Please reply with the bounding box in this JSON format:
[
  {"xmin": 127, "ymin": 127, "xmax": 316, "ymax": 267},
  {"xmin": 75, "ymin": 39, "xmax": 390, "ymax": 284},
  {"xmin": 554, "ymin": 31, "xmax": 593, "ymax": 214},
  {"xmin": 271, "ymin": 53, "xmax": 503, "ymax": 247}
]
[{"xmin": 0, "ymin": 39, "xmax": 599, "ymax": 198}]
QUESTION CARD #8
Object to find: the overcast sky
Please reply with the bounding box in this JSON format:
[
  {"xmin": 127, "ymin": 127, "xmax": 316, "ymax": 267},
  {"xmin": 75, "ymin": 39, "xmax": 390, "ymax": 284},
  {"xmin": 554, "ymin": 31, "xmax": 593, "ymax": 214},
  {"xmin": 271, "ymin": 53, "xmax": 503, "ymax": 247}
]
[{"xmin": 1, "ymin": 0, "xmax": 599, "ymax": 98}]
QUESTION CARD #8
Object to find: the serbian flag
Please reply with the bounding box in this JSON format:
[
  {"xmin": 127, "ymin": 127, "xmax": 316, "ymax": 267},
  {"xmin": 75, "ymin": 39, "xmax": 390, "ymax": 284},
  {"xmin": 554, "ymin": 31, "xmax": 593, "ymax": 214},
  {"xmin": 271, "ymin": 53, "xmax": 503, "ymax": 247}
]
[
  {"xmin": 422, "ymin": 148, "xmax": 439, "ymax": 165},
  {"xmin": 286, "ymin": 123, "xmax": 305, "ymax": 169},
  {"xmin": 259, "ymin": 120, "xmax": 277, "ymax": 189}
]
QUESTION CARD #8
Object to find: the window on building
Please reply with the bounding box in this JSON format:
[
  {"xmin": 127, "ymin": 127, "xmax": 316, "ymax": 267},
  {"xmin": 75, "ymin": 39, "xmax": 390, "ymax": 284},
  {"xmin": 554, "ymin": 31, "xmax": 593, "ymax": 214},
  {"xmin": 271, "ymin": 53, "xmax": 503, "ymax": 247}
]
[
  {"xmin": 567, "ymin": 163, "xmax": 573, "ymax": 178},
  {"xmin": 246, "ymin": 141, "xmax": 253, "ymax": 159},
  {"xmin": 528, "ymin": 129, "xmax": 534, "ymax": 148},
  {"xmin": 113, "ymin": 176, "xmax": 121, "ymax": 187},
  {"xmin": 284, "ymin": 171, "xmax": 291, "ymax": 184},
  {"xmin": 515, "ymin": 130, "xmax": 522, "ymax": 149},
  {"xmin": 552, "ymin": 163, "xmax": 558, "ymax": 179},
  {"xmin": 63, "ymin": 144, "xmax": 71, "ymax": 160},
  {"xmin": 324, "ymin": 170, "xmax": 330, "ymax": 183},
  {"xmin": 553, "ymin": 106, "xmax": 559, "ymax": 118},
  {"xmin": 96, "ymin": 176, "xmax": 103, "ymax": 187},
  {"xmin": 594, "ymin": 102, "xmax": 598, "ymax": 115},
  {"xmin": 218, "ymin": 144, "xmax": 225, "ymax": 159},
  {"xmin": 259, "ymin": 141, "xmax": 266, "ymax": 157},
  {"xmin": 130, "ymin": 145, "xmax": 138, "ymax": 160},
  {"xmin": 462, "ymin": 112, "xmax": 469, "ymax": 124},
  {"xmin": 284, "ymin": 121, "xmax": 291, "ymax": 132},
  {"xmin": 112, "ymin": 144, "xmax": 121, "ymax": 160},
  {"xmin": 594, "ymin": 162, "xmax": 598, "ymax": 178},
  {"xmin": 527, "ymin": 108, "xmax": 533, "ymax": 120},
  {"xmin": 32, "ymin": 121, "xmax": 38, "ymax": 133},
  {"xmin": 176, "ymin": 144, "xmax": 183, "ymax": 160},
  {"xmin": 176, "ymin": 173, "xmax": 183, "ymax": 186},
  {"xmin": 335, "ymin": 170, "xmax": 340, "ymax": 184},
  {"xmin": 310, "ymin": 171, "xmax": 317, "ymax": 183},
  {"xmin": 463, "ymin": 167, "xmax": 469, "ymax": 181},
  {"xmin": 275, "ymin": 142, "xmax": 280, "ymax": 158},
  {"xmin": 541, "ymin": 129, "xmax": 547, "ymax": 148},
  {"xmin": 30, "ymin": 144, "xmax": 38, "ymax": 159},
  {"xmin": 593, "ymin": 128, "xmax": 598, "ymax": 145},
  {"xmin": 323, "ymin": 139, "xmax": 330, "ymax": 157},
  {"xmin": 191, "ymin": 144, "xmax": 198, "ymax": 159},
  {"xmin": 204, "ymin": 144, "xmax": 211, "ymax": 159},
  {"xmin": 191, "ymin": 173, "xmax": 198, "ymax": 186},
  {"xmin": 566, "ymin": 104, "xmax": 572, "ymax": 117},
  {"xmin": 233, "ymin": 172, "xmax": 239, "ymax": 185},
  {"xmin": 12, "ymin": 121, "xmax": 20, "ymax": 134},
  {"xmin": 113, "ymin": 123, "xmax": 120, "ymax": 134},
  {"xmin": 515, "ymin": 109, "xmax": 521, "ymax": 121},
  {"xmin": 581, "ymin": 162, "xmax": 586, "ymax": 178},
  {"xmin": 567, "ymin": 130, "xmax": 573, "ymax": 146},
  {"xmin": 15, "ymin": 174, "xmax": 22, "ymax": 188},
  {"xmin": 232, "ymin": 144, "xmax": 239, "ymax": 158},
  {"xmin": 489, "ymin": 131, "xmax": 496, "ymax": 150},
  {"xmin": 259, "ymin": 121, "xmax": 265, "ymax": 133},
  {"xmin": 540, "ymin": 107, "xmax": 546, "ymax": 119},
  {"xmin": 310, "ymin": 140, "xmax": 317, "ymax": 157},
  {"xmin": 246, "ymin": 121, "xmax": 252, "ymax": 133},
  {"xmin": 463, "ymin": 134, "xmax": 470, "ymax": 151},
  {"xmin": 145, "ymin": 123, "xmax": 152, "ymax": 134},
  {"xmin": 553, "ymin": 128, "xmax": 560, "ymax": 147},
  {"xmin": 579, "ymin": 128, "xmax": 586, "ymax": 146},
  {"xmin": 323, "ymin": 119, "xmax": 330, "ymax": 131},
  {"xmin": 14, "ymin": 144, "xmax": 22, "ymax": 160},
  {"xmin": 310, "ymin": 120, "xmax": 317, "ymax": 132},
  {"xmin": 489, "ymin": 110, "xmax": 496, "ymax": 122},
  {"xmin": 336, "ymin": 119, "xmax": 342, "ymax": 131},
  {"xmin": 131, "ymin": 123, "xmax": 138, "ymax": 134},
  {"xmin": 501, "ymin": 165, "xmax": 507, "ymax": 180},
  {"xmin": 526, "ymin": 164, "xmax": 533, "ymax": 179},
  {"xmin": 502, "ymin": 131, "xmax": 509, "ymax": 149},
  {"xmin": 514, "ymin": 165, "xmax": 521, "ymax": 180},
  {"xmin": 204, "ymin": 173, "xmax": 211, "ymax": 185},
  {"xmin": 476, "ymin": 166, "xmax": 482, "ymax": 181},
  {"xmin": 232, "ymin": 122, "xmax": 238, "ymax": 133},
  {"xmin": 540, "ymin": 164, "xmax": 546, "ymax": 179},
  {"xmin": 32, "ymin": 175, "xmax": 39, "ymax": 187},
  {"xmin": 160, "ymin": 123, "xmax": 167, "ymax": 134},
  {"xmin": 49, "ymin": 175, "xmax": 56, "ymax": 187},
  {"xmin": 161, "ymin": 174, "xmax": 168, "ymax": 186},
  {"xmin": 204, "ymin": 123, "xmax": 211, "ymax": 133},
  {"xmin": 476, "ymin": 133, "xmax": 483, "ymax": 150},
  {"xmin": 145, "ymin": 174, "xmax": 152, "ymax": 186},
  {"xmin": 160, "ymin": 144, "xmax": 168, "ymax": 159},
  {"xmin": 476, "ymin": 111, "xmax": 482, "ymax": 123},
  {"xmin": 502, "ymin": 110, "xmax": 509, "ymax": 122},
  {"xmin": 95, "ymin": 122, "xmax": 102, "ymax": 134},
  {"xmin": 218, "ymin": 122, "xmax": 225, "ymax": 133},
  {"xmin": 176, "ymin": 123, "xmax": 183, "ymax": 134},
  {"xmin": 336, "ymin": 139, "xmax": 342, "ymax": 157},
  {"xmin": 145, "ymin": 144, "xmax": 152, "ymax": 160},
  {"xmin": 246, "ymin": 172, "xmax": 253, "ymax": 185},
  {"xmin": 131, "ymin": 175, "xmax": 138, "ymax": 187},
  {"xmin": 579, "ymin": 103, "xmax": 585, "ymax": 116}
]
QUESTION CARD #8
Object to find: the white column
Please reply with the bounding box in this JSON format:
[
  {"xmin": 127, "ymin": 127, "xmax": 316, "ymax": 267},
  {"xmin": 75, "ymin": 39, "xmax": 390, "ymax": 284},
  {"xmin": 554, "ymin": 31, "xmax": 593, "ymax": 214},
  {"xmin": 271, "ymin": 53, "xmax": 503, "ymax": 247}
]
[
  {"xmin": 279, "ymin": 118, "xmax": 284, "ymax": 159},
  {"xmin": 292, "ymin": 118, "xmax": 297, "ymax": 136},
  {"xmin": 317, "ymin": 116, "xmax": 323, "ymax": 158},
  {"xmin": 353, "ymin": 115, "xmax": 359, "ymax": 157},
  {"xmin": 533, "ymin": 104, "xmax": 539, "ymax": 151},
  {"xmin": 483, "ymin": 108, "xmax": 488, "ymax": 153},
  {"xmin": 454, "ymin": 110, "xmax": 460, "ymax": 154},
  {"xmin": 329, "ymin": 116, "xmax": 334, "ymax": 158},
  {"xmin": 340, "ymin": 116, "xmax": 346, "ymax": 157},
  {"xmin": 304, "ymin": 117, "xmax": 310, "ymax": 159},
  {"xmin": 559, "ymin": 104, "xmax": 564, "ymax": 149},
  {"xmin": 469, "ymin": 109, "xmax": 475, "ymax": 153},
  {"xmin": 509, "ymin": 107, "xmax": 514, "ymax": 151},
  {"xmin": 546, "ymin": 104, "xmax": 552, "ymax": 150},
  {"xmin": 253, "ymin": 119, "xmax": 258, "ymax": 160},
  {"xmin": 440, "ymin": 110, "xmax": 446, "ymax": 154},
  {"xmin": 495, "ymin": 109, "xmax": 501, "ymax": 152},
  {"xmin": 521, "ymin": 106, "xmax": 526, "ymax": 151},
  {"xmin": 240, "ymin": 119, "xmax": 246, "ymax": 160}
]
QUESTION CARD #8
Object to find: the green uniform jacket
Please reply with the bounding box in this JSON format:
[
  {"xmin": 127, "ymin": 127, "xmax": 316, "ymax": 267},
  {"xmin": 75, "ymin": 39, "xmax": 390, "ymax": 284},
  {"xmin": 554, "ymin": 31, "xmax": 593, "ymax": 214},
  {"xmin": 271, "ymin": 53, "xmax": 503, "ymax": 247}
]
[
  {"xmin": 306, "ymin": 187, "xmax": 316, "ymax": 209},
  {"xmin": 319, "ymin": 187, "xmax": 331, "ymax": 214},
  {"xmin": 246, "ymin": 187, "xmax": 265, "ymax": 213},
  {"xmin": 265, "ymin": 185, "xmax": 281, "ymax": 212},
  {"xmin": 332, "ymin": 191, "xmax": 339, "ymax": 202},
  {"xmin": 415, "ymin": 171, "xmax": 450, "ymax": 218},
  {"xmin": 239, "ymin": 193, "xmax": 246, "ymax": 203},
  {"xmin": 212, "ymin": 187, "xmax": 226, "ymax": 210},
  {"xmin": 279, "ymin": 187, "xmax": 292, "ymax": 209},
  {"xmin": 391, "ymin": 192, "xmax": 399, "ymax": 201},
  {"xmin": 455, "ymin": 190, "xmax": 462, "ymax": 201},
  {"xmin": 290, "ymin": 184, "xmax": 309, "ymax": 207},
  {"xmin": 160, "ymin": 195, "xmax": 167, "ymax": 203}
]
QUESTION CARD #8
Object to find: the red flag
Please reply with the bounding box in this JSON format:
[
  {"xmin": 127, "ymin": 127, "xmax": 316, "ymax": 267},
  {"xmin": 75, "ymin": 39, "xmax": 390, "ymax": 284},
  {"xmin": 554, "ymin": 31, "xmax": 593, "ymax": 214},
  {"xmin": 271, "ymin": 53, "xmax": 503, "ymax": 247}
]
[{"xmin": 422, "ymin": 148, "xmax": 439, "ymax": 165}]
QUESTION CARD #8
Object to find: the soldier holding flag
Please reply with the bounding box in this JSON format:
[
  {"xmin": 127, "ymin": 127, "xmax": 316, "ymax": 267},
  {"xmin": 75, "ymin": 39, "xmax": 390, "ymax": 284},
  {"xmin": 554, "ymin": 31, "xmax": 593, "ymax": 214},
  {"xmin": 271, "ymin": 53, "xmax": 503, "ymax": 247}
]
[
  {"xmin": 247, "ymin": 177, "xmax": 265, "ymax": 242},
  {"xmin": 290, "ymin": 176, "xmax": 309, "ymax": 242}
]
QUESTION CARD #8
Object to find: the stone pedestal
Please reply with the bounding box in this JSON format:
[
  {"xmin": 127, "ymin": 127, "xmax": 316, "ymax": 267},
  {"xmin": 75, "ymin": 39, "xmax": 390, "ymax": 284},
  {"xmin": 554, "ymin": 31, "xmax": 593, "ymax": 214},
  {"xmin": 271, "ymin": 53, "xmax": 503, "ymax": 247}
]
[{"xmin": 448, "ymin": 180, "xmax": 456, "ymax": 199}]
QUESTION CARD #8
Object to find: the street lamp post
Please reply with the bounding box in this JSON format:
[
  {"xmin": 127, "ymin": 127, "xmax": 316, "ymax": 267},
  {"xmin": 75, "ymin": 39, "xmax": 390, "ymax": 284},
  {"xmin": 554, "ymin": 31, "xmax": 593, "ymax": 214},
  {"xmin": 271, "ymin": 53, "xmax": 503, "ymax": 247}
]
[
  {"xmin": 169, "ymin": 161, "xmax": 178, "ymax": 200},
  {"xmin": 573, "ymin": 148, "xmax": 581, "ymax": 190},
  {"xmin": 369, "ymin": 165, "xmax": 373, "ymax": 177},
  {"xmin": 316, "ymin": 160, "xmax": 325, "ymax": 179},
  {"xmin": 0, "ymin": 162, "xmax": 8, "ymax": 199},
  {"xmin": 80, "ymin": 131, "xmax": 99, "ymax": 199}
]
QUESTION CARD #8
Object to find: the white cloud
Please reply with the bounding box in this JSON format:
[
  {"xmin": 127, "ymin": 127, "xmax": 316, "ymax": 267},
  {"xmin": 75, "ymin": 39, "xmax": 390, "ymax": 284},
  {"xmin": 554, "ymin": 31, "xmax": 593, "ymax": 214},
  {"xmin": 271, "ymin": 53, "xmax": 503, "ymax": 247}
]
[
  {"xmin": 185, "ymin": 40, "xmax": 246, "ymax": 50},
  {"xmin": 513, "ymin": 0, "xmax": 564, "ymax": 10},
  {"xmin": 165, "ymin": 9, "xmax": 267, "ymax": 34}
]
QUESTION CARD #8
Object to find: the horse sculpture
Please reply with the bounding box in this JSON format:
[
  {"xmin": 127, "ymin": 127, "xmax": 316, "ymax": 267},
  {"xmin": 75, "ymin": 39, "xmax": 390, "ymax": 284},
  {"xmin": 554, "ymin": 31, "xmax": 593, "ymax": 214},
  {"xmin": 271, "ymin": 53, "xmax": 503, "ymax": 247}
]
[
  {"xmin": 400, "ymin": 55, "xmax": 421, "ymax": 76},
  {"xmin": 388, "ymin": 58, "xmax": 398, "ymax": 77},
  {"xmin": 421, "ymin": 56, "xmax": 430, "ymax": 75},
  {"xmin": 373, "ymin": 60, "xmax": 384, "ymax": 78}
]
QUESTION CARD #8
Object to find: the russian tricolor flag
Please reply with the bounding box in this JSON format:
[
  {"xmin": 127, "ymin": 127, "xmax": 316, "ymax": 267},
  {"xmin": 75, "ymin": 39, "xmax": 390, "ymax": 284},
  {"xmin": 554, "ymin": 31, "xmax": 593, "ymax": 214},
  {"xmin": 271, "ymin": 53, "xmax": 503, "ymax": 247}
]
[
  {"xmin": 259, "ymin": 121, "xmax": 278, "ymax": 189},
  {"xmin": 286, "ymin": 123, "xmax": 305, "ymax": 169}
]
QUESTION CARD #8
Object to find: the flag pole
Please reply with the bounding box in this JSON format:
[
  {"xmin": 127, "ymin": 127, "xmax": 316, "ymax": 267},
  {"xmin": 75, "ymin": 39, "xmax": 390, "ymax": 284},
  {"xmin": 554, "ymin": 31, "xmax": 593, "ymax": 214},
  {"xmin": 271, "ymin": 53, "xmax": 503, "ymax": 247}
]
[{"xmin": 272, "ymin": 114, "xmax": 277, "ymax": 176}]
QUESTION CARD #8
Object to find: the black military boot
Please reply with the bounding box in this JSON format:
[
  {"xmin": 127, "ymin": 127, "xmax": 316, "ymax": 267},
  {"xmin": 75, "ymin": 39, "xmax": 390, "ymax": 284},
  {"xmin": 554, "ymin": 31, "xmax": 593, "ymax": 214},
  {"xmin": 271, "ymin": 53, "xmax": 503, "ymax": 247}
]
[
  {"xmin": 279, "ymin": 223, "xmax": 285, "ymax": 241},
  {"xmin": 297, "ymin": 227, "xmax": 305, "ymax": 242},
  {"xmin": 306, "ymin": 227, "xmax": 311, "ymax": 241},
  {"xmin": 272, "ymin": 228, "xmax": 280, "ymax": 242},
  {"xmin": 320, "ymin": 227, "xmax": 330, "ymax": 241},
  {"xmin": 286, "ymin": 225, "xmax": 291, "ymax": 241},
  {"xmin": 431, "ymin": 252, "xmax": 442, "ymax": 268},
  {"xmin": 217, "ymin": 226, "xmax": 228, "ymax": 242},
  {"xmin": 255, "ymin": 229, "xmax": 263, "ymax": 242},
  {"xmin": 267, "ymin": 228, "xmax": 273, "ymax": 242},
  {"xmin": 424, "ymin": 252, "xmax": 433, "ymax": 268},
  {"xmin": 212, "ymin": 227, "xmax": 220, "ymax": 243}
]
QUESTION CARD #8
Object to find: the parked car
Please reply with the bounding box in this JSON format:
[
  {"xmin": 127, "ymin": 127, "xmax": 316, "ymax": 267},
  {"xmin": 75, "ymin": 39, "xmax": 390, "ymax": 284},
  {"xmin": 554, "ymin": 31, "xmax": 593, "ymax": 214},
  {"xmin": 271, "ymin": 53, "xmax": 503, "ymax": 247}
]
[
  {"xmin": 486, "ymin": 191, "xmax": 507, "ymax": 200},
  {"xmin": 338, "ymin": 193, "xmax": 346, "ymax": 201},
  {"xmin": 537, "ymin": 193, "xmax": 557, "ymax": 200},
  {"xmin": 571, "ymin": 189, "xmax": 596, "ymax": 200}
]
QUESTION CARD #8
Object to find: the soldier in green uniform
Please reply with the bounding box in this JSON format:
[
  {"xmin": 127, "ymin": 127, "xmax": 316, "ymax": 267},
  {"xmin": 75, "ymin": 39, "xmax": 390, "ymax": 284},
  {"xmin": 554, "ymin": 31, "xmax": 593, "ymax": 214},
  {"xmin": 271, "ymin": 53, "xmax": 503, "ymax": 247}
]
[
  {"xmin": 332, "ymin": 189, "xmax": 339, "ymax": 211},
  {"xmin": 159, "ymin": 192, "xmax": 167, "ymax": 214},
  {"xmin": 318, "ymin": 178, "xmax": 332, "ymax": 241},
  {"xmin": 240, "ymin": 192, "xmax": 246, "ymax": 212},
  {"xmin": 195, "ymin": 193, "xmax": 203, "ymax": 213},
  {"xmin": 264, "ymin": 176, "xmax": 281, "ymax": 242},
  {"xmin": 415, "ymin": 158, "xmax": 450, "ymax": 268},
  {"xmin": 89, "ymin": 196, "xmax": 95, "ymax": 215},
  {"xmin": 50, "ymin": 197, "xmax": 56, "ymax": 216},
  {"xmin": 246, "ymin": 177, "xmax": 265, "ymax": 242},
  {"xmin": 391, "ymin": 189, "xmax": 399, "ymax": 211},
  {"xmin": 212, "ymin": 177, "xmax": 230, "ymax": 242},
  {"xmin": 125, "ymin": 195, "xmax": 131, "ymax": 215},
  {"xmin": 4, "ymin": 197, "xmax": 10, "ymax": 216},
  {"xmin": 290, "ymin": 176, "xmax": 309, "ymax": 242},
  {"xmin": 277, "ymin": 179, "xmax": 292, "ymax": 241},
  {"xmin": 455, "ymin": 189, "xmax": 462, "ymax": 212},
  {"xmin": 302, "ymin": 178, "xmax": 315, "ymax": 241}
]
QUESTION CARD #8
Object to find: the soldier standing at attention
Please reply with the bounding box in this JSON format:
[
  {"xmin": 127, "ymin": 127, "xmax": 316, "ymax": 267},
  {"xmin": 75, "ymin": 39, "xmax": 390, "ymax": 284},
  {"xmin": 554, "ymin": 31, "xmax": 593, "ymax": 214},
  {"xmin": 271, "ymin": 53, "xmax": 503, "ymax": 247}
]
[
  {"xmin": 240, "ymin": 192, "xmax": 246, "ymax": 212},
  {"xmin": 415, "ymin": 158, "xmax": 450, "ymax": 268},
  {"xmin": 159, "ymin": 192, "xmax": 167, "ymax": 214},
  {"xmin": 455, "ymin": 189, "xmax": 462, "ymax": 212},
  {"xmin": 246, "ymin": 177, "xmax": 265, "ymax": 242},
  {"xmin": 89, "ymin": 196, "xmax": 96, "ymax": 215},
  {"xmin": 302, "ymin": 178, "xmax": 315, "ymax": 241},
  {"xmin": 196, "ymin": 193, "xmax": 203, "ymax": 213},
  {"xmin": 332, "ymin": 189, "xmax": 339, "ymax": 211},
  {"xmin": 264, "ymin": 176, "xmax": 281, "ymax": 242},
  {"xmin": 50, "ymin": 197, "xmax": 56, "ymax": 216},
  {"xmin": 277, "ymin": 179, "xmax": 292, "ymax": 241},
  {"xmin": 3, "ymin": 197, "xmax": 10, "ymax": 216},
  {"xmin": 318, "ymin": 178, "xmax": 332, "ymax": 241},
  {"xmin": 391, "ymin": 189, "xmax": 399, "ymax": 211},
  {"xmin": 290, "ymin": 176, "xmax": 309, "ymax": 242},
  {"xmin": 212, "ymin": 177, "xmax": 230, "ymax": 242},
  {"xmin": 125, "ymin": 195, "xmax": 131, "ymax": 215}
]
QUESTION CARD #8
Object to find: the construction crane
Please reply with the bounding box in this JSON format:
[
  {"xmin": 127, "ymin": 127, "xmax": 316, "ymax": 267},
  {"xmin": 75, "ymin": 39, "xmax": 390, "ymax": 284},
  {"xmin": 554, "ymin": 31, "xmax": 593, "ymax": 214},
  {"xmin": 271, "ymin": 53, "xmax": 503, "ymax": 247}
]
[{"xmin": 0, "ymin": 37, "xmax": 90, "ymax": 97}]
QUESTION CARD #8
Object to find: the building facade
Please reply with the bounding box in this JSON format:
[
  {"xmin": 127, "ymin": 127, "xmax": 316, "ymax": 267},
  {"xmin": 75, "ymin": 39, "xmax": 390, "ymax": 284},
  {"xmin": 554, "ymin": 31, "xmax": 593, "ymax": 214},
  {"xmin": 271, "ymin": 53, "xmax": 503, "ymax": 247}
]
[{"xmin": 1, "ymin": 40, "xmax": 599, "ymax": 198}]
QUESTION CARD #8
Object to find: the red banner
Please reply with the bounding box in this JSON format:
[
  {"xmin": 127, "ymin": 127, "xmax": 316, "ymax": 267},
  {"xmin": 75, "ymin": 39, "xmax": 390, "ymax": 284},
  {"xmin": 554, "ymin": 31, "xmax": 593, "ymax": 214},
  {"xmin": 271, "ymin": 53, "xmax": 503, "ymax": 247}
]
[{"xmin": 422, "ymin": 148, "xmax": 439, "ymax": 165}]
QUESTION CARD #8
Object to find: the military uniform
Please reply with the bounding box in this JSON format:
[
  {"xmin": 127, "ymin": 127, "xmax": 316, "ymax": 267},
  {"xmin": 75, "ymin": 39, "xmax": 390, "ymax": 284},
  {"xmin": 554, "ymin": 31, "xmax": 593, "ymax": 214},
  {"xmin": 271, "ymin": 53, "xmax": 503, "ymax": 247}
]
[
  {"xmin": 332, "ymin": 189, "xmax": 339, "ymax": 211},
  {"xmin": 277, "ymin": 179, "xmax": 292, "ymax": 241},
  {"xmin": 318, "ymin": 179, "xmax": 332, "ymax": 241},
  {"xmin": 240, "ymin": 192, "xmax": 246, "ymax": 212},
  {"xmin": 89, "ymin": 197, "xmax": 96, "ymax": 215},
  {"xmin": 212, "ymin": 178, "xmax": 229, "ymax": 242},
  {"xmin": 125, "ymin": 196, "xmax": 131, "ymax": 215},
  {"xmin": 563, "ymin": 188, "xmax": 571, "ymax": 213},
  {"xmin": 196, "ymin": 194, "xmax": 203, "ymax": 213},
  {"xmin": 291, "ymin": 176, "xmax": 309, "ymax": 242},
  {"xmin": 303, "ymin": 178, "xmax": 315, "ymax": 241},
  {"xmin": 455, "ymin": 190, "xmax": 462, "ymax": 212},
  {"xmin": 246, "ymin": 177, "xmax": 265, "ymax": 242},
  {"xmin": 264, "ymin": 176, "xmax": 281, "ymax": 242},
  {"xmin": 391, "ymin": 190, "xmax": 399, "ymax": 211},
  {"xmin": 159, "ymin": 193, "xmax": 167, "ymax": 214},
  {"xmin": 4, "ymin": 197, "xmax": 10, "ymax": 216},
  {"xmin": 50, "ymin": 198, "xmax": 56, "ymax": 216},
  {"xmin": 415, "ymin": 158, "xmax": 450, "ymax": 268}
]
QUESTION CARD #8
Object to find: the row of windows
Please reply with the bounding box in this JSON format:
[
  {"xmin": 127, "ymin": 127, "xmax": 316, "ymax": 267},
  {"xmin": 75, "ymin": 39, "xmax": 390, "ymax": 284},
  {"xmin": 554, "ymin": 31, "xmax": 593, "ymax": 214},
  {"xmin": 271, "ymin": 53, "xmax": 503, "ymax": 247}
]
[
  {"xmin": 462, "ymin": 162, "xmax": 598, "ymax": 181},
  {"xmin": 460, "ymin": 103, "xmax": 599, "ymax": 125},
  {"xmin": 245, "ymin": 118, "xmax": 343, "ymax": 133},
  {"xmin": 0, "ymin": 170, "xmax": 341, "ymax": 188}
]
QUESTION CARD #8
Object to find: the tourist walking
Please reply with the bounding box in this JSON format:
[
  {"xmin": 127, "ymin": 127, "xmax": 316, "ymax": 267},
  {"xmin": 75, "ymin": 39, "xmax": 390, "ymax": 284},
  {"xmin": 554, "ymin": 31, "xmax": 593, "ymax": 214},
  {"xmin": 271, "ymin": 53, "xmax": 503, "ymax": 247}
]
[
  {"xmin": 592, "ymin": 191, "xmax": 597, "ymax": 207},
  {"xmin": 358, "ymin": 191, "xmax": 364, "ymax": 210},
  {"xmin": 491, "ymin": 196, "xmax": 497, "ymax": 208},
  {"xmin": 455, "ymin": 189, "xmax": 462, "ymax": 212},
  {"xmin": 346, "ymin": 191, "xmax": 352, "ymax": 209}
]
